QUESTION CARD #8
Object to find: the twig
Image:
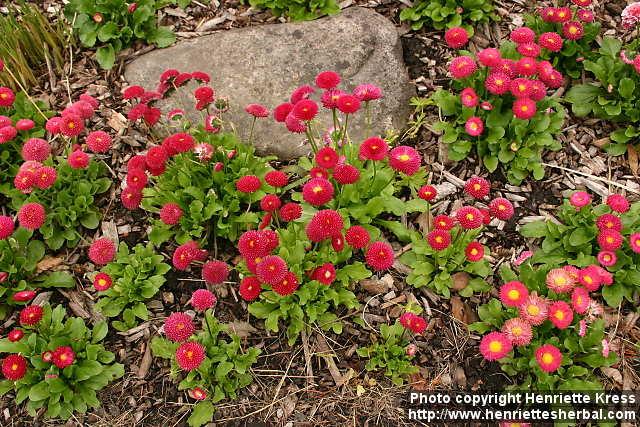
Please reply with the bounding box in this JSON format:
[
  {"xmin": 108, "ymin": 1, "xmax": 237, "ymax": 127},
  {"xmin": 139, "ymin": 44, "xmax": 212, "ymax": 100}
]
[{"xmin": 541, "ymin": 162, "xmax": 640, "ymax": 194}]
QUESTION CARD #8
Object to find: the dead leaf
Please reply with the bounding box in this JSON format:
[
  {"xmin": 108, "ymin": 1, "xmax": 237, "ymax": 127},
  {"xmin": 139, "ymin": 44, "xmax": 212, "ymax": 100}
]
[
  {"xmin": 225, "ymin": 321, "xmax": 257, "ymax": 338},
  {"xmin": 450, "ymin": 296, "xmax": 466, "ymax": 323},
  {"xmin": 36, "ymin": 256, "xmax": 64, "ymax": 274},
  {"xmin": 360, "ymin": 278, "xmax": 388, "ymax": 294},
  {"xmin": 415, "ymin": 210, "xmax": 432, "ymax": 235},
  {"xmin": 316, "ymin": 334, "xmax": 344, "ymax": 387},
  {"xmin": 137, "ymin": 342, "xmax": 152, "ymax": 379},
  {"xmin": 628, "ymin": 144, "xmax": 638, "ymax": 176},
  {"xmin": 601, "ymin": 367, "xmax": 623, "ymax": 385},
  {"xmin": 451, "ymin": 272, "xmax": 470, "ymax": 291},
  {"xmin": 107, "ymin": 111, "xmax": 127, "ymax": 134}
]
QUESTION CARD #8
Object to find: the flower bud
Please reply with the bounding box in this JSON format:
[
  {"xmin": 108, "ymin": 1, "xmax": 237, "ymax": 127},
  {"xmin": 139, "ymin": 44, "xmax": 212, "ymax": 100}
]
[
  {"xmin": 0, "ymin": 272, "xmax": 8, "ymax": 283},
  {"xmin": 92, "ymin": 13, "xmax": 103, "ymax": 23},
  {"xmin": 128, "ymin": 3, "xmax": 138, "ymax": 13},
  {"xmin": 406, "ymin": 344, "xmax": 418, "ymax": 357}
]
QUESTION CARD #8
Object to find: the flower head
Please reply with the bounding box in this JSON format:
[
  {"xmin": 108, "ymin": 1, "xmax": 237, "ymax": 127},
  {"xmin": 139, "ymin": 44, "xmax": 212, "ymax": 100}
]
[
  {"xmin": 0, "ymin": 215, "xmax": 15, "ymax": 240},
  {"xmin": 302, "ymin": 177, "xmax": 334, "ymax": 206},
  {"xmin": 164, "ymin": 312, "xmax": 195, "ymax": 342},
  {"xmin": 315, "ymin": 147, "xmax": 339, "ymax": 169},
  {"xmin": 597, "ymin": 250, "xmax": 617, "ymax": 267},
  {"xmin": 89, "ymin": 238, "xmax": 116, "ymax": 265},
  {"xmin": 535, "ymin": 344, "xmax": 562, "ymax": 373},
  {"xmin": 189, "ymin": 387, "xmax": 207, "ymax": 401},
  {"xmin": 94, "ymin": 272, "xmax": 112, "ymax": 291},
  {"xmin": 548, "ymin": 301, "xmax": 574, "ymax": 329},
  {"xmin": 52, "ymin": 346, "xmax": 75, "ymax": 369},
  {"xmin": 597, "ymin": 229, "xmax": 623, "ymax": 251},
  {"xmin": 480, "ymin": 332, "xmax": 512, "ymax": 361},
  {"xmin": 202, "ymin": 260, "xmax": 229, "ymax": 285},
  {"xmin": 280, "ymin": 202, "xmax": 302, "ymax": 222},
  {"xmin": 630, "ymin": 233, "xmax": 640, "ymax": 253},
  {"xmin": 606, "ymin": 194, "xmax": 630, "ymax": 213},
  {"xmin": 191, "ymin": 289, "xmax": 217, "ymax": 311},
  {"xmin": 273, "ymin": 103, "xmax": 294, "ymax": 122},
  {"xmin": 388, "ymin": 146, "xmax": 421, "ymax": 176},
  {"xmin": 265, "ymin": 170, "xmax": 288, "ymax": 187},
  {"xmin": 59, "ymin": 113, "xmax": 84, "ymax": 137},
  {"xmin": 256, "ymin": 255, "xmax": 288, "ymax": 285},
  {"xmin": 456, "ymin": 206, "xmax": 483, "ymax": 229},
  {"xmin": 2, "ymin": 354, "xmax": 27, "ymax": 380},
  {"xmin": 306, "ymin": 209, "xmax": 343, "ymax": 242},
  {"xmin": 499, "ymin": 281, "xmax": 528, "ymax": 307},
  {"xmin": 460, "ymin": 87, "xmax": 479, "ymax": 107},
  {"xmin": 427, "ymin": 229, "xmax": 451, "ymax": 251},
  {"xmin": 336, "ymin": 94, "xmax": 360, "ymax": 114},
  {"xmin": 465, "ymin": 242, "xmax": 485, "ymax": 262},
  {"xmin": 17, "ymin": 203, "xmax": 46, "ymax": 230},
  {"xmin": 236, "ymin": 175, "xmax": 261, "ymax": 193},
  {"xmin": 449, "ymin": 56, "xmax": 477, "ymax": 79},
  {"xmin": 345, "ymin": 225, "xmax": 370, "ymax": 249},
  {"xmin": 478, "ymin": 48, "xmax": 501, "ymax": 67},
  {"xmin": 539, "ymin": 32, "xmax": 564, "ymax": 52},
  {"xmin": 501, "ymin": 318, "xmax": 532, "ymax": 346},
  {"xmin": 353, "ymin": 84, "xmax": 382, "ymax": 101},
  {"xmin": 489, "ymin": 198, "xmax": 515, "ymax": 220},
  {"xmin": 359, "ymin": 136, "xmax": 389, "ymax": 161},
  {"xmin": 399, "ymin": 313, "xmax": 427, "ymax": 334},
  {"xmin": 464, "ymin": 176, "xmax": 490, "ymax": 199},
  {"xmin": 86, "ymin": 131, "xmax": 112, "ymax": 153},
  {"xmin": 238, "ymin": 230, "xmax": 270, "ymax": 259},
  {"xmin": 513, "ymin": 98, "xmax": 537, "ymax": 120},
  {"xmin": 563, "ymin": 21, "xmax": 584, "ymax": 40},
  {"xmin": 485, "ymin": 73, "xmax": 511, "ymax": 95},
  {"xmin": 176, "ymin": 342, "xmax": 205, "ymax": 371},
  {"xmin": 292, "ymin": 99, "xmax": 318, "ymax": 121},
  {"xmin": 465, "ymin": 117, "xmax": 484, "ymax": 137},
  {"xmin": 569, "ymin": 191, "xmax": 591, "ymax": 208},
  {"xmin": 312, "ymin": 263, "xmax": 337, "ymax": 285},
  {"xmin": 571, "ymin": 287, "xmax": 590, "ymax": 314},
  {"xmin": 622, "ymin": 2, "xmax": 640, "ymax": 29},
  {"xmin": 245, "ymin": 103, "xmax": 269, "ymax": 118},
  {"xmin": 315, "ymin": 71, "xmax": 341, "ymax": 89},
  {"xmin": 239, "ymin": 276, "xmax": 262, "ymax": 301},
  {"xmin": 433, "ymin": 215, "xmax": 454, "ymax": 230},
  {"xmin": 518, "ymin": 294, "xmax": 548, "ymax": 327},
  {"xmin": 160, "ymin": 203, "xmax": 183, "ymax": 225},
  {"xmin": 444, "ymin": 27, "xmax": 469, "ymax": 49},
  {"xmin": 333, "ymin": 164, "xmax": 360, "ymax": 185},
  {"xmin": 578, "ymin": 265, "xmax": 603, "ymax": 291},
  {"xmin": 545, "ymin": 268, "xmax": 575, "ymax": 293},
  {"xmin": 365, "ymin": 241, "xmax": 394, "ymax": 271},
  {"xmin": 260, "ymin": 194, "xmax": 282, "ymax": 212},
  {"xmin": 0, "ymin": 87, "xmax": 16, "ymax": 107},
  {"xmin": 596, "ymin": 214, "xmax": 622, "ymax": 232},
  {"xmin": 22, "ymin": 138, "xmax": 51, "ymax": 162},
  {"xmin": 510, "ymin": 27, "xmax": 536, "ymax": 44},
  {"xmin": 271, "ymin": 271, "xmax": 299, "ymax": 296},
  {"xmin": 20, "ymin": 305, "xmax": 43, "ymax": 326},
  {"xmin": 418, "ymin": 185, "xmax": 437, "ymax": 202}
]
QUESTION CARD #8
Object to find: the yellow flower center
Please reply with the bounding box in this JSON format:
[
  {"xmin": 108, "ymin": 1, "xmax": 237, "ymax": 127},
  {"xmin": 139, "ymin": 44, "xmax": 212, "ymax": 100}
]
[
  {"xmin": 555, "ymin": 276, "xmax": 566, "ymax": 285},
  {"xmin": 554, "ymin": 311, "xmax": 564, "ymax": 320},
  {"xmin": 98, "ymin": 279, "xmax": 106, "ymax": 286},
  {"xmin": 398, "ymin": 154, "xmax": 410, "ymax": 162},
  {"xmin": 313, "ymin": 186, "xmax": 323, "ymax": 194},
  {"xmin": 512, "ymin": 326, "xmax": 522, "ymax": 336},
  {"xmin": 521, "ymin": 106, "xmax": 528, "ymax": 112},
  {"xmin": 489, "ymin": 341, "xmax": 502, "ymax": 353},
  {"xmin": 527, "ymin": 304, "xmax": 540, "ymax": 316},
  {"xmin": 508, "ymin": 289, "xmax": 520, "ymax": 300},
  {"xmin": 470, "ymin": 248, "xmax": 478, "ymax": 255},
  {"xmin": 542, "ymin": 353, "xmax": 554, "ymax": 364}
]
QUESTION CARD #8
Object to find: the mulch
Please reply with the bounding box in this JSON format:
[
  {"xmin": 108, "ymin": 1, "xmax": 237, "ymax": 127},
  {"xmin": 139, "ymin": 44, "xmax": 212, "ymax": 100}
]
[{"xmin": 1, "ymin": 0, "xmax": 639, "ymax": 425}]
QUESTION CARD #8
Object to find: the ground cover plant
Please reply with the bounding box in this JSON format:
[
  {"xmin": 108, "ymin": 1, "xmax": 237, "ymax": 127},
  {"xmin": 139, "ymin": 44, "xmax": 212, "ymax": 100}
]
[
  {"xmin": 399, "ymin": 0, "xmax": 497, "ymax": 32},
  {"xmin": 521, "ymin": 191, "xmax": 640, "ymax": 307},
  {"xmin": 245, "ymin": 0, "xmax": 340, "ymax": 21},
  {"xmin": 432, "ymin": 25, "xmax": 566, "ymax": 184},
  {"xmin": 65, "ymin": 0, "xmax": 190, "ymax": 69}
]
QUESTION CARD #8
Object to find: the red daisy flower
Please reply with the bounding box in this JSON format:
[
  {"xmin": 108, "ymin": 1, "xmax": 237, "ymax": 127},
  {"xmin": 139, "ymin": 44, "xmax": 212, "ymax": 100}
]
[
  {"xmin": 515, "ymin": 57, "xmax": 538, "ymax": 76},
  {"xmin": 418, "ymin": 185, "xmax": 437, "ymax": 201},
  {"xmin": 510, "ymin": 27, "xmax": 535, "ymax": 44},
  {"xmin": 190, "ymin": 289, "xmax": 217, "ymax": 311},
  {"xmin": 433, "ymin": 215, "xmax": 454, "ymax": 230},
  {"xmin": 465, "ymin": 242, "xmax": 484, "ymax": 261},
  {"xmin": 2, "ymin": 354, "xmax": 27, "ymax": 380},
  {"xmin": 399, "ymin": 312, "xmax": 427, "ymax": 334},
  {"xmin": 359, "ymin": 137, "xmax": 389, "ymax": 161},
  {"xmin": 464, "ymin": 176, "xmax": 490, "ymax": 199},
  {"xmin": 236, "ymin": 175, "xmax": 262, "ymax": 193},
  {"xmin": 290, "ymin": 85, "xmax": 315, "ymax": 104},
  {"xmin": 239, "ymin": 276, "xmax": 262, "ymax": 301},
  {"xmin": 597, "ymin": 251, "xmax": 617, "ymax": 267},
  {"xmin": 273, "ymin": 103, "xmax": 294, "ymax": 122},
  {"xmin": 310, "ymin": 167, "xmax": 329, "ymax": 179},
  {"xmin": 562, "ymin": 21, "xmax": 584, "ymax": 40},
  {"xmin": 449, "ymin": 56, "xmax": 477, "ymax": 79},
  {"xmin": 313, "ymin": 263, "xmax": 337, "ymax": 285},
  {"xmin": 265, "ymin": 170, "xmax": 288, "ymax": 187},
  {"xmin": 12, "ymin": 290, "xmax": 36, "ymax": 302},
  {"xmin": 315, "ymin": 71, "xmax": 341, "ymax": 89},
  {"xmin": 52, "ymin": 346, "xmax": 75, "ymax": 369},
  {"xmin": 279, "ymin": 202, "xmax": 302, "ymax": 222},
  {"xmin": 19, "ymin": 305, "xmax": 43, "ymax": 326},
  {"xmin": 86, "ymin": 131, "xmax": 112, "ymax": 153},
  {"xmin": 260, "ymin": 194, "xmax": 282, "ymax": 212},
  {"xmin": 499, "ymin": 281, "xmax": 528, "ymax": 307},
  {"xmin": 189, "ymin": 387, "xmax": 208, "ymax": 401},
  {"xmin": 333, "ymin": 164, "xmax": 360, "ymax": 185},
  {"xmin": 571, "ymin": 287, "xmax": 590, "ymax": 314},
  {"xmin": 578, "ymin": 265, "xmax": 603, "ymax": 291},
  {"xmin": 89, "ymin": 238, "xmax": 116, "ymax": 265},
  {"xmin": 539, "ymin": 32, "xmax": 563, "ymax": 52},
  {"xmin": 477, "ymin": 48, "xmax": 501, "ymax": 67},
  {"xmin": 444, "ymin": 27, "xmax": 469, "ymax": 49},
  {"xmin": 238, "ymin": 230, "xmax": 270, "ymax": 259},
  {"xmin": 606, "ymin": 194, "xmax": 630, "ymax": 213},
  {"xmin": 389, "ymin": 146, "xmax": 421, "ymax": 176},
  {"xmin": 0, "ymin": 87, "xmax": 16, "ymax": 107},
  {"xmin": 123, "ymin": 85, "xmax": 145, "ymax": 99},
  {"xmin": 121, "ymin": 187, "xmax": 142, "ymax": 210},
  {"xmin": 160, "ymin": 203, "xmax": 183, "ymax": 225},
  {"xmin": 489, "ymin": 197, "xmax": 515, "ymax": 220},
  {"xmin": 456, "ymin": 206, "xmax": 483, "ymax": 229},
  {"xmin": 175, "ymin": 341, "xmax": 205, "ymax": 371},
  {"xmin": 292, "ymin": 99, "xmax": 318, "ymax": 121},
  {"xmin": 519, "ymin": 294, "xmax": 548, "ymax": 326},
  {"xmin": 302, "ymin": 177, "xmax": 334, "ymax": 206},
  {"xmin": 21, "ymin": 138, "xmax": 51, "ymax": 162},
  {"xmin": 513, "ymin": 98, "xmax": 537, "ymax": 120},
  {"xmin": 365, "ymin": 241, "xmax": 394, "ymax": 271},
  {"xmin": 202, "ymin": 260, "xmax": 229, "ymax": 285},
  {"xmin": 8, "ymin": 329, "xmax": 24, "ymax": 342},
  {"xmin": 548, "ymin": 301, "xmax": 574, "ymax": 329},
  {"xmin": 68, "ymin": 150, "xmax": 90, "ymax": 169},
  {"xmin": 271, "ymin": 271, "xmax": 299, "ymax": 296},
  {"xmin": 17, "ymin": 202, "xmax": 46, "ymax": 230},
  {"xmin": 0, "ymin": 215, "xmax": 15, "ymax": 240},
  {"xmin": 465, "ymin": 117, "xmax": 484, "ymax": 137},
  {"xmin": 145, "ymin": 146, "xmax": 168, "ymax": 170},
  {"xmin": 321, "ymin": 89, "xmax": 345, "ymax": 109},
  {"xmin": 306, "ymin": 209, "xmax": 344, "ymax": 242},
  {"xmin": 164, "ymin": 312, "xmax": 195, "ymax": 342},
  {"xmin": 480, "ymin": 332, "xmax": 512, "ymax": 361},
  {"xmin": 460, "ymin": 87, "xmax": 479, "ymax": 107},
  {"xmin": 535, "ymin": 344, "xmax": 562, "ymax": 373},
  {"xmin": 315, "ymin": 147, "xmax": 339, "ymax": 169},
  {"xmin": 353, "ymin": 84, "xmax": 382, "ymax": 101},
  {"xmin": 256, "ymin": 255, "xmax": 288, "ymax": 285},
  {"xmin": 331, "ymin": 233, "xmax": 345, "ymax": 252},
  {"xmin": 596, "ymin": 214, "xmax": 622, "ymax": 232},
  {"xmin": 630, "ymin": 233, "xmax": 640, "ymax": 254},
  {"xmin": 59, "ymin": 113, "xmax": 84, "ymax": 137},
  {"xmin": 126, "ymin": 168, "xmax": 147, "ymax": 191},
  {"xmin": 345, "ymin": 225, "xmax": 370, "ymax": 249},
  {"xmin": 336, "ymin": 95, "xmax": 360, "ymax": 114},
  {"xmin": 485, "ymin": 73, "xmax": 511, "ymax": 95},
  {"xmin": 501, "ymin": 318, "xmax": 532, "ymax": 347},
  {"xmin": 597, "ymin": 229, "xmax": 623, "ymax": 251},
  {"xmin": 427, "ymin": 229, "xmax": 451, "ymax": 250},
  {"xmin": 93, "ymin": 272, "xmax": 112, "ymax": 291}
]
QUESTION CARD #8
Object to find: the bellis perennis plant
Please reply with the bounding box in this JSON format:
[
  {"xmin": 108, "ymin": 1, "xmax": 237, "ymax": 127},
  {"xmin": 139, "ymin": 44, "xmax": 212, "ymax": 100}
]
[
  {"xmin": 91, "ymin": 241, "xmax": 171, "ymax": 331},
  {"xmin": 399, "ymin": 0, "xmax": 497, "ymax": 32},
  {"xmin": 0, "ymin": 227, "xmax": 75, "ymax": 319},
  {"xmin": 521, "ymin": 191, "xmax": 640, "ymax": 307},
  {"xmin": 356, "ymin": 308, "xmax": 427, "ymax": 385},
  {"xmin": 151, "ymin": 293, "xmax": 260, "ymax": 427},
  {"xmin": 399, "ymin": 175, "xmax": 514, "ymax": 297},
  {"xmin": 470, "ymin": 262, "xmax": 617, "ymax": 391},
  {"xmin": 524, "ymin": 0, "xmax": 600, "ymax": 79},
  {"xmin": 432, "ymin": 26, "xmax": 566, "ymax": 184},
  {"xmin": 0, "ymin": 304, "xmax": 124, "ymax": 420}
]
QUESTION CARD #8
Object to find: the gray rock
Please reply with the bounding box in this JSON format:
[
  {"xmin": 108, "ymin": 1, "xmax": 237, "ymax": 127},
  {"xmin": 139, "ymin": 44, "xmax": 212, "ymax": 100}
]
[{"xmin": 125, "ymin": 7, "xmax": 415, "ymax": 159}]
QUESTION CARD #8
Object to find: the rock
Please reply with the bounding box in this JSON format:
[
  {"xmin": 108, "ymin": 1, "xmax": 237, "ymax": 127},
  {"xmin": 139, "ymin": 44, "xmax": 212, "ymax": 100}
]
[{"xmin": 125, "ymin": 7, "xmax": 415, "ymax": 159}]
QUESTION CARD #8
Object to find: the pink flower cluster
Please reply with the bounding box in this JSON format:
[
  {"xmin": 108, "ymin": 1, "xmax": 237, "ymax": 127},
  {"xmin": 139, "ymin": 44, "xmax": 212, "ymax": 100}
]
[
  {"xmin": 483, "ymin": 264, "xmax": 609, "ymax": 372},
  {"xmin": 422, "ymin": 176, "xmax": 514, "ymax": 257}
]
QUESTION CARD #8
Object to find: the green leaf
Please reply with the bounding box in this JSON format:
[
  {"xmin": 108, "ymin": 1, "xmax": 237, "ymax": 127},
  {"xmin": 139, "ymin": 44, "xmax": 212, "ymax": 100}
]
[
  {"xmin": 95, "ymin": 44, "xmax": 116, "ymax": 69},
  {"xmin": 38, "ymin": 271, "xmax": 76, "ymax": 288},
  {"xmin": 97, "ymin": 22, "xmax": 119, "ymax": 42},
  {"xmin": 188, "ymin": 400, "xmax": 215, "ymax": 427},
  {"xmin": 92, "ymin": 321, "xmax": 108, "ymax": 343},
  {"xmin": 520, "ymin": 221, "xmax": 548, "ymax": 238},
  {"xmin": 148, "ymin": 27, "xmax": 176, "ymax": 48},
  {"xmin": 80, "ymin": 211, "xmax": 100, "ymax": 229},
  {"xmin": 619, "ymin": 78, "xmax": 636, "ymax": 99},
  {"xmin": 28, "ymin": 382, "xmax": 50, "ymax": 401}
]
